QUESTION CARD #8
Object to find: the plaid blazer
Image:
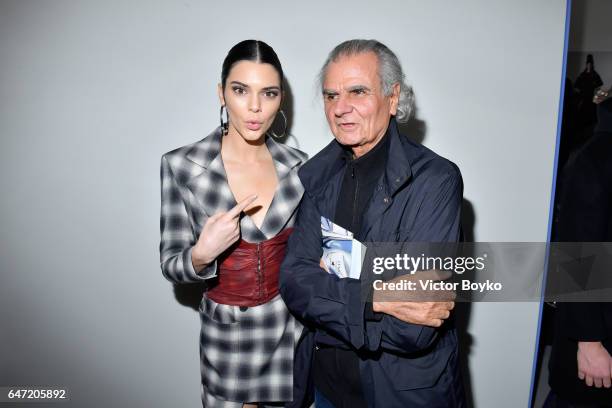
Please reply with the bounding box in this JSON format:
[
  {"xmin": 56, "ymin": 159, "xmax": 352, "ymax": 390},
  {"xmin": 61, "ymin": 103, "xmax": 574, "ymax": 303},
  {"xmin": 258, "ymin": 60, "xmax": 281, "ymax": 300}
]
[
  {"xmin": 160, "ymin": 127, "xmax": 308, "ymax": 404},
  {"xmin": 160, "ymin": 126, "xmax": 308, "ymax": 283}
]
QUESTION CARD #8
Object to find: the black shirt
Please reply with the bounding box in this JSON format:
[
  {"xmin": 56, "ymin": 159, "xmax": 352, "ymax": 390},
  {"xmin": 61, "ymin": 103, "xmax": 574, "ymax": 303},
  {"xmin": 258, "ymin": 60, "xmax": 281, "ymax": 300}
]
[{"xmin": 313, "ymin": 131, "xmax": 390, "ymax": 408}]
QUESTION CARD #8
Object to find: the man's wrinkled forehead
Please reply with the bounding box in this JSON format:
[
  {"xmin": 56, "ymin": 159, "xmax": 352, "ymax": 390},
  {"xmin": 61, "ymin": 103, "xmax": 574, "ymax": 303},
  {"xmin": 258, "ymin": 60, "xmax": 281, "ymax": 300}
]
[{"xmin": 322, "ymin": 52, "xmax": 381, "ymax": 90}]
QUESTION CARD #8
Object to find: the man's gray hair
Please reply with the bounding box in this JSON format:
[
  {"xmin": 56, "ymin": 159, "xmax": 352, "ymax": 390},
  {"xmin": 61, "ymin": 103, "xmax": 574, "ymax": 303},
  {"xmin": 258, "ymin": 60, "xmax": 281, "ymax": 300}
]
[{"xmin": 319, "ymin": 39, "xmax": 415, "ymax": 123}]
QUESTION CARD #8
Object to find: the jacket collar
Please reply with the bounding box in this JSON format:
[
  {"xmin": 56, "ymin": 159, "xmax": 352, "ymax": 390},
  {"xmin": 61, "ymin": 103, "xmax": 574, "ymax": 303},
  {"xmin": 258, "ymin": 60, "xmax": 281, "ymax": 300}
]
[
  {"xmin": 183, "ymin": 126, "xmax": 305, "ymax": 241},
  {"xmin": 185, "ymin": 126, "xmax": 304, "ymax": 174},
  {"xmin": 299, "ymin": 118, "xmax": 415, "ymax": 198},
  {"xmin": 384, "ymin": 119, "xmax": 415, "ymax": 196}
]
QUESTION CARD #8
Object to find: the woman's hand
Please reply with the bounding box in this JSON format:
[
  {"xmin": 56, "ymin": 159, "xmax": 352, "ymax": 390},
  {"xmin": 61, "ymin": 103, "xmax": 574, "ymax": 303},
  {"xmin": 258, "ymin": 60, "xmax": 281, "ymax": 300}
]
[{"xmin": 191, "ymin": 195, "xmax": 257, "ymax": 271}]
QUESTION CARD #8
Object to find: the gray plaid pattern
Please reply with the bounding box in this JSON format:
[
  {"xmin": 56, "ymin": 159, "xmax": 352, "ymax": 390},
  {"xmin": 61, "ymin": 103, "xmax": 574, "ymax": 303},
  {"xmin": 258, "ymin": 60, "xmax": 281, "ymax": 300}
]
[
  {"xmin": 159, "ymin": 127, "xmax": 307, "ymax": 405},
  {"xmin": 199, "ymin": 295, "xmax": 303, "ymax": 406}
]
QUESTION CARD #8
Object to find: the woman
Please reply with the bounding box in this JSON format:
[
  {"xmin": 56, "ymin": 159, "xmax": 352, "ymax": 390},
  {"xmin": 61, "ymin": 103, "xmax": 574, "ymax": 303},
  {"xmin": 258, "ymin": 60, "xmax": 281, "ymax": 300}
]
[{"xmin": 159, "ymin": 40, "xmax": 307, "ymax": 408}]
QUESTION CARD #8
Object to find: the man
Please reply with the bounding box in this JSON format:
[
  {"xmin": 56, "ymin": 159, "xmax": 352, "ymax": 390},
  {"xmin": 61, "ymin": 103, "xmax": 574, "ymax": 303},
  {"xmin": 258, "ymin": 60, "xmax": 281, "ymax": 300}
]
[
  {"xmin": 546, "ymin": 89, "xmax": 612, "ymax": 406},
  {"xmin": 280, "ymin": 40, "xmax": 465, "ymax": 408}
]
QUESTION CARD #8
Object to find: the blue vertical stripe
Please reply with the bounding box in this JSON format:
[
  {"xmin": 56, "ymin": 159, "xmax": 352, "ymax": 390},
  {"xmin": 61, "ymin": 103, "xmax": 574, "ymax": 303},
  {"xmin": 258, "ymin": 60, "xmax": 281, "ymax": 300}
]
[{"xmin": 528, "ymin": 0, "xmax": 573, "ymax": 406}]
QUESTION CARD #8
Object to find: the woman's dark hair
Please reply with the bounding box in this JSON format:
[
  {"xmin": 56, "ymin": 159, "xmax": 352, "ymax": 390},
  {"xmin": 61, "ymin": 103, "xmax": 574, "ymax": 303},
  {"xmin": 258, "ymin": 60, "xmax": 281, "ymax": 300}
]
[{"xmin": 221, "ymin": 40, "xmax": 283, "ymax": 90}]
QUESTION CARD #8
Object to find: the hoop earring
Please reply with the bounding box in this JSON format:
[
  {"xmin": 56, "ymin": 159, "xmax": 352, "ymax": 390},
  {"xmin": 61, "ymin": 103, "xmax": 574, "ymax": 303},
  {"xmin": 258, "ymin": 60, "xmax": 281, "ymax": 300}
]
[
  {"xmin": 219, "ymin": 105, "xmax": 229, "ymax": 135},
  {"xmin": 269, "ymin": 110, "xmax": 287, "ymax": 139}
]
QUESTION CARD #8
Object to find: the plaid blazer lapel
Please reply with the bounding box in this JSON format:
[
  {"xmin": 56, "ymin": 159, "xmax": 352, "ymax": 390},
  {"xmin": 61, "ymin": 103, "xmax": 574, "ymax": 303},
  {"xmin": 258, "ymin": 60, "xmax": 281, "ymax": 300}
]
[
  {"xmin": 184, "ymin": 128, "xmax": 267, "ymax": 242},
  {"xmin": 259, "ymin": 137, "xmax": 307, "ymax": 239},
  {"xmin": 184, "ymin": 128, "xmax": 237, "ymax": 218},
  {"xmin": 184, "ymin": 128, "xmax": 306, "ymax": 242}
]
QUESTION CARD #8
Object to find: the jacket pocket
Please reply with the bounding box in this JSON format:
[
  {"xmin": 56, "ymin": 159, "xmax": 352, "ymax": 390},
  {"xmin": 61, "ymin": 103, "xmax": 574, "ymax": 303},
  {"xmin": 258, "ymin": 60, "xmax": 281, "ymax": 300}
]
[{"xmin": 199, "ymin": 295, "xmax": 239, "ymax": 325}]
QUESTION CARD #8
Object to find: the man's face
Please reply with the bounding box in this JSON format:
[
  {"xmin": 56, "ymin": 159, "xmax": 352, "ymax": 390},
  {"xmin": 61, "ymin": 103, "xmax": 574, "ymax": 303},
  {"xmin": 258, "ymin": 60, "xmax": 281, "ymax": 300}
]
[{"xmin": 322, "ymin": 52, "xmax": 399, "ymax": 158}]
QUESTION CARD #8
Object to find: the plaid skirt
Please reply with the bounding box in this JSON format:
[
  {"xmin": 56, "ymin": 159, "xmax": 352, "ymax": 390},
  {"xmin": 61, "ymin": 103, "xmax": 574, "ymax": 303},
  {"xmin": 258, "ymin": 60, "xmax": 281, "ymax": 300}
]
[{"xmin": 199, "ymin": 294, "xmax": 302, "ymax": 405}]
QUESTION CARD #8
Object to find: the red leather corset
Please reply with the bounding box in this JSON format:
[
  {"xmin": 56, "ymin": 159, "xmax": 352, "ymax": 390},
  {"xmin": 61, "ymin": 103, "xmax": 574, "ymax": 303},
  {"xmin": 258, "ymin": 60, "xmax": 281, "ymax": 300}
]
[{"xmin": 206, "ymin": 228, "xmax": 294, "ymax": 307}]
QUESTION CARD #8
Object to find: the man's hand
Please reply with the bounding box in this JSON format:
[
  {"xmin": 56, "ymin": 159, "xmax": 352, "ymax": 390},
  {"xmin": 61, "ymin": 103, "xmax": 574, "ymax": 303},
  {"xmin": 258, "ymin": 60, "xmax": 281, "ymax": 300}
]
[
  {"xmin": 373, "ymin": 299, "xmax": 454, "ymax": 327},
  {"xmin": 577, "ymin": 341, "xmax": 612, "ymax": 388},
  {"xmin": 191, "ymin": 195, "xmax": 257, "ymax": 270},
  {"xmin": 372, "ymin": 270, "xmax": 456, "ymax": 327}
]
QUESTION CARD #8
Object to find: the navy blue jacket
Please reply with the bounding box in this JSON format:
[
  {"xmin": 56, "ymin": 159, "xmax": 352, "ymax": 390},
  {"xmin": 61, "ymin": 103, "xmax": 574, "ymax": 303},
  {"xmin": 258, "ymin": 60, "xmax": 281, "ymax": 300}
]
[{"xmin": 280, "ymin": 119, "xmax": 466, "ymax": 407}]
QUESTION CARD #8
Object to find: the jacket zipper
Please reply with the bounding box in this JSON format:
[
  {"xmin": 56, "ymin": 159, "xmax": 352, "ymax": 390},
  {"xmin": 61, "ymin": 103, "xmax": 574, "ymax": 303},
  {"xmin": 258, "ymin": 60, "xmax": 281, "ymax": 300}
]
[{"xmin": 351, "ymin": 163, "xmax": 359, "ymax": 233}]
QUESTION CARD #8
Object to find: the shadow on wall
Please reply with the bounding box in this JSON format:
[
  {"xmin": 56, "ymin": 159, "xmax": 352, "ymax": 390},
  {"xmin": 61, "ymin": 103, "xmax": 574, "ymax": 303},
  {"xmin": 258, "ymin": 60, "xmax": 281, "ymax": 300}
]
[
  {"xmin": 456, "ymin": 198, "xmax": 476, "ymax": 407},
  {"xmin": 173, "ymin": 282, "xmax": 207, "ymax": 311},
  {"xmin": 398, "ymin": 96, "xmax": 427, "ymax": 145},
  {"xmin": 272, "ymin": 77, "xmax": 301, "ymax": 149}
]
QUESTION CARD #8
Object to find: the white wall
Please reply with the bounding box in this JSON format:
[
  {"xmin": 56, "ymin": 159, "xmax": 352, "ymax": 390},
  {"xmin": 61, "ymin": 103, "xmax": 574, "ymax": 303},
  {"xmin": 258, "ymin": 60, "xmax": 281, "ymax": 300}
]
[{"xmin": 0, "ymin": 1, "xmax": 566, "ymax": 407}]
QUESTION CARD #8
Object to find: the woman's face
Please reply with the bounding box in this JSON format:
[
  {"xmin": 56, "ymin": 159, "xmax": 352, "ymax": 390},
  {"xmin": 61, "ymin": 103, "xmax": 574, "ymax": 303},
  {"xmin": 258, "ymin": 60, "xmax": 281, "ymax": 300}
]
[{"xmin": 218, "ymin": 61, "xmax": 282, "ymax": 142}]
